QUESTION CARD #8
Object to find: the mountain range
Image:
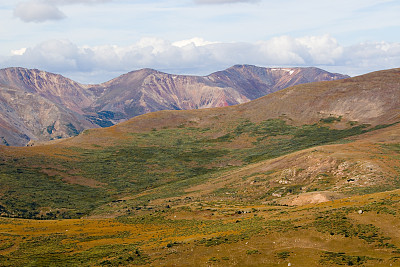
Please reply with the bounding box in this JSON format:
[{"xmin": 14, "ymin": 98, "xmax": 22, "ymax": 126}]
[
  {"xmin": 0, "ymin": 65, "xmax": 348, "ymax": 146},
  {"xmin": 0, "ymin": 68, "xmax": 399, "ymax": 266}
]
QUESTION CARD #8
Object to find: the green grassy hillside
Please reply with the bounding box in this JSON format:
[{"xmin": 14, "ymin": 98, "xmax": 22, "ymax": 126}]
[{"xmin": 1, "ymin": 118, "xmax": 395, "ymax": 219}]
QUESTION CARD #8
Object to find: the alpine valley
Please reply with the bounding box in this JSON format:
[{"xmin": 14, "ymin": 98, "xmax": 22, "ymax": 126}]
[{"xmin": 0, "ymin": 67, "xmax": 399, "ymax": 266}]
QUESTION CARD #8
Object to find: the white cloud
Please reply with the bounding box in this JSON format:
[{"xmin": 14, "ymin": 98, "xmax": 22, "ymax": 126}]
[
  {"xmin": 8, "ymin": 39, "xmax": 94, "ymax": 72},
  {"xmin": 14, "ymin": 0, "xmax": 66, "ymax": 22},
  {"xmin": 255, "ymin": 35, "xmax": 344, "ymax": 65},
  {"xmin": 13, "ymin": 0, "xmax": 112, "ymax": 22},
  {"xmin": 3, "ymin": 35, "xmax": 400, "ymax": 83},
  {"xmin": 11, "ymin": 48, "xmax": 27, "ymax": 56},
  {"xmin": 173, "ymin": 38, "xmax": 217, "ymax": 48},
  {"xmin": 297, "ymin": 35, "xmax": 344, "ymax": 65},
  {"xmin": 343, "ymin": 42, "xmax": 400, "ymax": 70}
]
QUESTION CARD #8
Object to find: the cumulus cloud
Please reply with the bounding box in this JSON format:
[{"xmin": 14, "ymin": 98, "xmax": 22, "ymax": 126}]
[
  {"xmin": 3, "ymin": 35, "xmax": 400, "ymax": 83},
  {"xmin": 11, "ymin": 48, "xmax": 27, "ymax": 56},
  {"xmin": 14, "ymin": 0, "xmax": 111, "ymax": 22},
  {"xmin": 173, "ymin": 38, "xmax": 217, "ymax": 48},
  {"xmin": 14, "ymin": 1, "xmax": 66, "ymax": 22},
  {"xmin": 195, "ymin": 0, "xmax": 259, "ymax": 4},
  {"xmin": 8, "ymin": 39, "xmax": 94, "ymax": 72}
]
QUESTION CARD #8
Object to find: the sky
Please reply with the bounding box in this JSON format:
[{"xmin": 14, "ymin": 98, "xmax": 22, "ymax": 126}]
[{"xmin": 0, "ymin": 0, "xmax": 399, "ymax": 83}]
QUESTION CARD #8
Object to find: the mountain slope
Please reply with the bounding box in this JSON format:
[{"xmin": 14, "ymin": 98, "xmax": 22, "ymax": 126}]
[
  {"xmin": 0, "ymin": 86, "xmax": 95, "ymax": 146},
  {"xmin": 0, "ymin": 67, "xmax": 93, "ymax": 113},
  {"xmin": 207, "ymin": 65, "xmax": 347, "ymax": 99},
  {"xmin": 179, "ymin": 123, "xmax": 400, "ymax": 206},
  {"xmin": 84, "ymin": 68, "xmax": 248, "ymax": 122}
]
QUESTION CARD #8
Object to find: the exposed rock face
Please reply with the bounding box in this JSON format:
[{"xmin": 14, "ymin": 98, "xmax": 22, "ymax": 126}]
[
  {"xmin": 0, "ymin": 87, "xmax": 96, "ymax": 146},
  {"xmin": 0, "ymin": 65, "xmax": 349, "ymax": 146},
  {"xmin": 0, "ymin": 68, "xmax": 96, "ymax": 146},
  {"xmin": 0, "ymin": 68, "xmax": 93, "ymax": 114}
]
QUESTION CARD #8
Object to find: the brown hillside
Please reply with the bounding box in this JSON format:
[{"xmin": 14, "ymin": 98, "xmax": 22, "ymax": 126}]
[{"xmin": 88, "ymin": 67, "xmax": 400, "ymax": 137}]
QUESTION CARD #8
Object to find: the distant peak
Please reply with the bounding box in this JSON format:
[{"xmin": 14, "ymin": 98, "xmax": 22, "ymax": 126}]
[
  {"xmin": 138, "ymin": 68, "xmax": 158, "ymax": 73},
  {"xmin": 1, "ymin": 67, "xmax": 62, "ymax": 77},
  {"xmin": 122, "ymin": 68, "xmax": 163, "ymax": 77},
  {"xmin": 230, "ymin": 64, "xmax": 259, "ymax": 69}
]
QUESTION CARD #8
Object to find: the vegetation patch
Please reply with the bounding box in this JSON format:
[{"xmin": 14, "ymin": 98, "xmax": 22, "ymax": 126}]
[
  {"xmin": 320, "ymin": 251, "xmax": 373, "ymax": 266},
  {"xmin": 246, "ymin": 249, "xmax": 260, "ymax": 255},
  {"xmin": 320, "ymin": 116, "xmax": 342, "ymax": 124},
  {"xmin": 276, "ymin": 251, "xmax": 291, "ymax": 260},
  {"xmin": 314, "ymin": 211, "xmax": 394, "ymax": 247}
]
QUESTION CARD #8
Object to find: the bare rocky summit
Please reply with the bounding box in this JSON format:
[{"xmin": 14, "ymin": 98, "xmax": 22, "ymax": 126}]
[{"xmin": 0, "ymin": 65, "xmax": 348, "ymax": 146}]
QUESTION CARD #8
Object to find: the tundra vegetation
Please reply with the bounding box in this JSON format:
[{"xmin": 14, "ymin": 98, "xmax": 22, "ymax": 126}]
[
  {"xmin": 0, "ymin": 115, "xmax": 399, "ymax": 266},
  {"xmin": 0, "ymin": 68, "xmax": 399, "ymax": 266}
]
